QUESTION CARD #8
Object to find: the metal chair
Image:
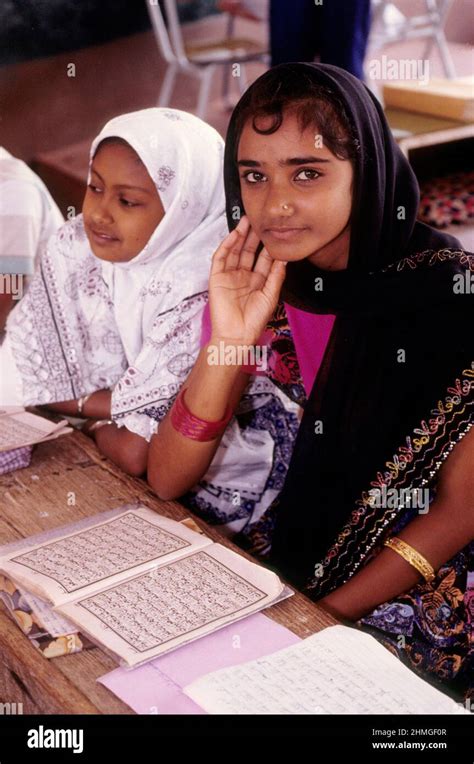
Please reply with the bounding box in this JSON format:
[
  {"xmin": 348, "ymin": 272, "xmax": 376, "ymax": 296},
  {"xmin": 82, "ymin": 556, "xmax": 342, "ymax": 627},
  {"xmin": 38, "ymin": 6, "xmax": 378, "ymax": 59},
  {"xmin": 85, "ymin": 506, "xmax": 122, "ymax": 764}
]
[
  {"xmin": 368, "ymin": 0, "xmax": 457, "ymax": 79},
  {"xmin": 146, "ymin": 0, "xmax": 269, "ymax": 118}
]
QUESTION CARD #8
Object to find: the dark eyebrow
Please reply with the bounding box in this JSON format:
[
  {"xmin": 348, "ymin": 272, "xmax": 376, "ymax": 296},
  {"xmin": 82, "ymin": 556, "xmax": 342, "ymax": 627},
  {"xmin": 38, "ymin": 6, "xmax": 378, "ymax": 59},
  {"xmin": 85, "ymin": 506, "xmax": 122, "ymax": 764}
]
[
  {"xmin": 237, "ymin": 156, "xmax": 331, "ymax": 167},
  {"xmin": 283, "ymin": 156, "xmax": 331, "ymax": 166},
  {"xmin": 90, "ymin": 167, "xmax": 151, "ymax": 194}
]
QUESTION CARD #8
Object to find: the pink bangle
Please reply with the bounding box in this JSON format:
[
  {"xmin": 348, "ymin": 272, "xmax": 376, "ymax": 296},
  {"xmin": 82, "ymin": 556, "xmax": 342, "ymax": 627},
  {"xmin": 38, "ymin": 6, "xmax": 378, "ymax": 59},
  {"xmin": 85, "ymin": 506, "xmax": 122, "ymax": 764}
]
[{"xmin": 170, "ymin": 388, "xmax": 233, "ymax": 441}]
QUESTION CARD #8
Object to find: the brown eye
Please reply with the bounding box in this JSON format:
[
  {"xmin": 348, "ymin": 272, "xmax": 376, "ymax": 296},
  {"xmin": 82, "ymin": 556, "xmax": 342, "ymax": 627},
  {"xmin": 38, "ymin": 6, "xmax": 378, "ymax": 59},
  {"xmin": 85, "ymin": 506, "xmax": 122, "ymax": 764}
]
[
  {"xmin": 120, "ymin": 198, "xmax": 140, "ymax": 207},
  {"xmin": 242, "ymin": 171, "xmax": 267, "ymax": 184},
  {"xmin": 295, "ymin": 169, "xmax": 320, "ymax": 181}
]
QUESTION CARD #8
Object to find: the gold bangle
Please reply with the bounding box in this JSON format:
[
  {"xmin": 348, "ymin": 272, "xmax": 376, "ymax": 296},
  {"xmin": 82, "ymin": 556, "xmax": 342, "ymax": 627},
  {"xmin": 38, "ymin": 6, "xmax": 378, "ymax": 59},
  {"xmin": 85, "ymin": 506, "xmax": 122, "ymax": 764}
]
[
  {"xmin": 87, "ymin": 419, "xmax": 113, "ymax": 433},
  {"xmin": 77, "ymin": 393, "xmax": 93, "ymax": 416},
  {"xmin": 384, "ymin": 536, "xmax": 436, "ymax": 584}
]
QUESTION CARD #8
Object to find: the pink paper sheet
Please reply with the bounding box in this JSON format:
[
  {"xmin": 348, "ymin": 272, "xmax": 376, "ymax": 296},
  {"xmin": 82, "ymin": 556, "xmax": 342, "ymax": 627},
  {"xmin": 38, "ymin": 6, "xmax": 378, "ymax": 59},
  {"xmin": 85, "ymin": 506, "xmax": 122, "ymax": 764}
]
[{"xmin": 98, "ymin": 613, "xmax": 300, "ymax": 714}]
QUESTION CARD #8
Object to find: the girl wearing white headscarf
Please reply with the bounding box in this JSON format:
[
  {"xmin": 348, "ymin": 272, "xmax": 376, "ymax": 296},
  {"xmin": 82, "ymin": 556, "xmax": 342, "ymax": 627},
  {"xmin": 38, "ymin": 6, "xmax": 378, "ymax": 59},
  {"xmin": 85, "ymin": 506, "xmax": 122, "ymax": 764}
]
[{"xmin": 0, "ymin": 108, "xmax": 227, "ymax": 468}]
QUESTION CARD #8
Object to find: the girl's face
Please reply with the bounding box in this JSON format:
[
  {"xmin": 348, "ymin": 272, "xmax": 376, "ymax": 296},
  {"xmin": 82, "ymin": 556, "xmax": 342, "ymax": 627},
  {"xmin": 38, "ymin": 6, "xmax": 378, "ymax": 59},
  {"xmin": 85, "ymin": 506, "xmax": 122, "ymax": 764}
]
[
  {"xmin": 237, "ymin": 111, "xmax": 354, "ymax": 271},
  {"xmin": 83, "ymin": 141, "xmax": 165, "ymax": 262}
]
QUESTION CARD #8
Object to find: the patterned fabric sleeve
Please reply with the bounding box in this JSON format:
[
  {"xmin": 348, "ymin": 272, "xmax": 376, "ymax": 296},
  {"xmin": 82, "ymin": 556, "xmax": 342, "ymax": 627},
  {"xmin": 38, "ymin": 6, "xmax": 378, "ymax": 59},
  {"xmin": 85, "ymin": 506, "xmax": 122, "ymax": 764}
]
[{"xmin": 111, "ymin": 288, "xmax": 209, "ymax": 440}]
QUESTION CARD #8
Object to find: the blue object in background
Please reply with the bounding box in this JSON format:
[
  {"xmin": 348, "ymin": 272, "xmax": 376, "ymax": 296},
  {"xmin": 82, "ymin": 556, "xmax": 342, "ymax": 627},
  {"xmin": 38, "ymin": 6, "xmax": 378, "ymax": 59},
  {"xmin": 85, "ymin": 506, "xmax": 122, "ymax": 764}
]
[{"xmin": 270, "ymin": 0, "xmax": 371, "ymax": 80}]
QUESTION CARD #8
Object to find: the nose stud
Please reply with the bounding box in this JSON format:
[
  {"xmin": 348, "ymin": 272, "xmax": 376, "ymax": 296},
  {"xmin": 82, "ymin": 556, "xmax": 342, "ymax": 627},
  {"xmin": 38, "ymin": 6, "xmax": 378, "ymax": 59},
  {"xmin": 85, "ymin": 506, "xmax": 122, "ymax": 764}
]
[{"xmin": 282, "ymin": 203, "xmax": 290, "ymax": 210}]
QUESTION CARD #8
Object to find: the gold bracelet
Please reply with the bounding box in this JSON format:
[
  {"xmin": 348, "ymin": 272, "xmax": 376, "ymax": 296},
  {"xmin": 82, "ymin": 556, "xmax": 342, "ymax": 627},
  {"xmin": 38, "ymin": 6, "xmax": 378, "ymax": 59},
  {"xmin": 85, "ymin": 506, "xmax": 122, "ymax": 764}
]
[
  {"xmin": 384, "ymin": 537, "xmax": 436, "ymax": 584},
  {"xmin": 87, "ymin": 419, "xmax": 113, "ymax": 433},
  {"xmin": 77, "ymin": 393, "xmax": 93, "ymax": 416}
]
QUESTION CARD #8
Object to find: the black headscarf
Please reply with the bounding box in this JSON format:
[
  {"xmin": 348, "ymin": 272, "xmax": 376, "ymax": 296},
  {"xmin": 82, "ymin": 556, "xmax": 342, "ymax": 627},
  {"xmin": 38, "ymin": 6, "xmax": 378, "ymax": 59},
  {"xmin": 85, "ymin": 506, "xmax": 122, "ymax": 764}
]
[{"xmin": 224, "ymin": 63, "xmax": 473, "ymax": 593}]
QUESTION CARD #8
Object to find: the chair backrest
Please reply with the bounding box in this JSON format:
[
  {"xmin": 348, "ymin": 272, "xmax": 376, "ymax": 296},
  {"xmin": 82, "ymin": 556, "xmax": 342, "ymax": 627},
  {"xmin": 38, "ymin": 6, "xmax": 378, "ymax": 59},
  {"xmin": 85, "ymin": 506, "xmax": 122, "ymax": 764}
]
[
  {"xmin": 146, "ymin": 0, "xmax": 189, "ymax": 65},
  {"xmin": 369, "ymin": 0, "xmax": 454, "ymax": 49},
  {"xmin": 371, "ymin": 0, "xmax": 454, "ymax": 30}
]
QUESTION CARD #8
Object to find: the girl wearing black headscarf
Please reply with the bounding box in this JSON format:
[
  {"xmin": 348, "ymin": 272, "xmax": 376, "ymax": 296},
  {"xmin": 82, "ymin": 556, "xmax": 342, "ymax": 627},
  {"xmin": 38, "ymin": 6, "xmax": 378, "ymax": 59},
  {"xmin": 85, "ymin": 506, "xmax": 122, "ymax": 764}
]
[
  {"xmin": 147, "ymin": 62, "xmax": 472, "ymax": 700},
  {"xmin": 216, "ymin": 63, "xmax": 473, "ymax": 702}
]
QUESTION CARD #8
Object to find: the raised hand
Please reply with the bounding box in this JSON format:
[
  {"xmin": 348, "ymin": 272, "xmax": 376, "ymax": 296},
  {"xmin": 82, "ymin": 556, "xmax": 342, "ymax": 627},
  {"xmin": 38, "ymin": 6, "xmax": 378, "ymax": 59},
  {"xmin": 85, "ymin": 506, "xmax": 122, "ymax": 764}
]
[{"xmin": 209, "ymin": 216, "xmax": 286, "ymax": 345}]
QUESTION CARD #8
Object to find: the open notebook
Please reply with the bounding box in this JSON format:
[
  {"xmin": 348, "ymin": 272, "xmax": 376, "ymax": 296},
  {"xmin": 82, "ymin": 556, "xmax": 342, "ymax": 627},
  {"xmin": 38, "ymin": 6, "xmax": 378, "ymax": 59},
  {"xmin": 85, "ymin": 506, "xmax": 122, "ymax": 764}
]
[
  {"xmin": 0, "ymin": 505, "xmax": 289, "ymax": 667},
  {"xmin": 183, "ymin": 625, "xmax": 471, "ymax": 715}
]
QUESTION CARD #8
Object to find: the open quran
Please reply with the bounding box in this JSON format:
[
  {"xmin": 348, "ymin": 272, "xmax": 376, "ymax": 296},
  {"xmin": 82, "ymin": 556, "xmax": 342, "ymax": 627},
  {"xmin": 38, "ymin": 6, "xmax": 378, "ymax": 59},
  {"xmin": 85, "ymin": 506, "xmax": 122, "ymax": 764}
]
[{"xmin": 0, "ymin": 505, "xmax": 289, "ymax": 667}]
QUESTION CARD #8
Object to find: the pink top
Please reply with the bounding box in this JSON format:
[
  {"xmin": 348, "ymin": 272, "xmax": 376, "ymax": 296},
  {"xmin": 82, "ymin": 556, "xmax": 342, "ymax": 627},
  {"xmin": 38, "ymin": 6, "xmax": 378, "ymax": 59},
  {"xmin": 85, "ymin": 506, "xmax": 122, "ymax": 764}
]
[{"xmin": 201, "ymin": 304, "xmax": 335, "ymax": 398}]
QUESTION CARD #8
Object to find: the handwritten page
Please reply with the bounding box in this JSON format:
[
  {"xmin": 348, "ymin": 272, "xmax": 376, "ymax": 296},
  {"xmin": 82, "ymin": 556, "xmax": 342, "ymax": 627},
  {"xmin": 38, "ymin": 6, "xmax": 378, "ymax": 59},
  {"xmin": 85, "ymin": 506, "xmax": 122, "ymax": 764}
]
[
  {"xmin": 0, "ymin": 408, "xmax": 71, "ymax": 451},
  {"xmin": 1, "ymin": 507, "xmax": 210, "ymax": 605},
  {"xmin": 183, "ymin": 625, "xmax": 470, "ymax": 715},
  {"xmin": 60, "ymin": 544, "xmax": 283, "ymax": 667}
]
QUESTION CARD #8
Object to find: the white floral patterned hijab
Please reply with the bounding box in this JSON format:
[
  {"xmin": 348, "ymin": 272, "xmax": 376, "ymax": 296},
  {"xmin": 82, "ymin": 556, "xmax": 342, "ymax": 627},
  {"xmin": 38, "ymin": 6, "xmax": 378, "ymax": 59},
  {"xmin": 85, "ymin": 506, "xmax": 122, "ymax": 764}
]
[{"xmin": 7, "ymin": 108, "xmax": 227, "ymax": 438}]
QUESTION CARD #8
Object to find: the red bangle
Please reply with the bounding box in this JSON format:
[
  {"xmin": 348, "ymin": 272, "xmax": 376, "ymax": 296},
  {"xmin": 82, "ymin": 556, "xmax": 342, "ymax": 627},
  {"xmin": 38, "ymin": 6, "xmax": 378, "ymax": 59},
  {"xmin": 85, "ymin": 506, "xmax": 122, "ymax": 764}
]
[{"xmin": 170, "ymin": 388, "xmax": 233, "ymax": 441}]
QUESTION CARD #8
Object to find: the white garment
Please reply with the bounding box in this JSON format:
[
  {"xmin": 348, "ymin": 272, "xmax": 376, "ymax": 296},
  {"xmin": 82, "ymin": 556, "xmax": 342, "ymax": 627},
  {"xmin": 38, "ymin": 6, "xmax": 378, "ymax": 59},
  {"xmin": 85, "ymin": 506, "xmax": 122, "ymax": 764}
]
[
  {"xmin": 0, "ymin": 334, "xmax": 22, "ymax": 405},
  {"xmin": 3, "ymin": 109, "xmax": 228, "ymax": 439},
  {"xmin": 0, "ymin": 147, "xmax": 63, "ymax": 276}
]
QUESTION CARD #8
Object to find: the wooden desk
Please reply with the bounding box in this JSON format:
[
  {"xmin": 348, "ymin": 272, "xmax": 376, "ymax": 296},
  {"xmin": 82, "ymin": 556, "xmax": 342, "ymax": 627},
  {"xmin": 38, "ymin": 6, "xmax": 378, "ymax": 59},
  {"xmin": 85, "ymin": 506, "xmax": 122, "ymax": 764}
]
[
  {"xmin": 385, "ymin": 107, "xmax": 474, "ymax": 158},
  {"xmin": 0, "ymin": 430, "xmax": 336, "ymax": 714}
]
